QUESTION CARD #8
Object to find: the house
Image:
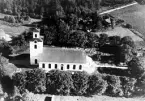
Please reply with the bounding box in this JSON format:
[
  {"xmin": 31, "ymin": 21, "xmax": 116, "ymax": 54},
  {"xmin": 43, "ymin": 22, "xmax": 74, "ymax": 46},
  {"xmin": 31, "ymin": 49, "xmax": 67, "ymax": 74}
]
[
  {"xmin": 0, "ymin": 29, "xmax": 6, "ymax": 40},
  {"xmin": 29, "ymin": 28, "xmax": 96, "ymax": 74},
  {"xmin": 0, "ymin": 29, "xmax": 12, "ymax": 41}
]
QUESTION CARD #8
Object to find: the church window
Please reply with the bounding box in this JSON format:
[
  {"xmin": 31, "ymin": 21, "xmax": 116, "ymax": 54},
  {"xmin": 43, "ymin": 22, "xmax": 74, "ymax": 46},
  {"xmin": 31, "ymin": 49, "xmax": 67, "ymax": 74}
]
[
  {"xmin": 61, "ymin": 64, "xmax": 63, "ymax": 70},
  {"xmin": 34, "ymin": 45, "xmax": 37, "ymax": 49},
  {"xmin": 48, "ymin": 64, "xmax": 51, "ymax": 68},
  {"xmin": 35, "ymin": 59, "xmax": 37, "ymax": 64},
  {"xmin": 73, "ymin": 65, "xmax": 76, "ymax": 69},
  {"xmin": 67, "ymin": 65, "xmax": 69, "ymax": 69},
  {"xmin": 79, "ymin": 65, "xmax": 82, "ymax": 70},
  {"xmin": 55, "ymin": 64, "xmax": 57, "ymax": 69},
  {"xmin": 35, "ymin": 34, "xmax": 37, "ymax": 38},
  {"xmin": 42, "ymin": 63, "xmax": 45, "ymax": 68}
]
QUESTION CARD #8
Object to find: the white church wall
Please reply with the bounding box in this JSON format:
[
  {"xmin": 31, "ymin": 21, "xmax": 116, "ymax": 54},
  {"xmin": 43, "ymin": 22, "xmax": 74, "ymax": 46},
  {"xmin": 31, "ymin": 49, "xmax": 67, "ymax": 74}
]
[
  {"xmin": 30, "ymin": 41, "xmax": 43, "ymax": 56},
  {"xmin": 30, "ymin": 56, "xmax": 39, "ymax": 65},
  {"xmin": 38, "ymin": 62, "xmax": 85, "ymax": 72},
  {"xmin": 33, "ymin": 32, "xmax": 40, "ymax": 38}
]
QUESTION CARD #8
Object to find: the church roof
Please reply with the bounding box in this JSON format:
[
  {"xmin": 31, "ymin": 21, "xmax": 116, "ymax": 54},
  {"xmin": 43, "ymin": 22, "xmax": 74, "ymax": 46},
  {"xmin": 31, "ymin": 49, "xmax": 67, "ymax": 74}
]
[
  {"xmin": 34, "ymin": 47, "xmax": 87, "ymax": 64},
  {"xmin": 30, "ymin": 28, "xmax": 40, "ymax": 32},
  {"xmin": 30, "ymin": 38, "xmax": 43, "ymax": 42}
]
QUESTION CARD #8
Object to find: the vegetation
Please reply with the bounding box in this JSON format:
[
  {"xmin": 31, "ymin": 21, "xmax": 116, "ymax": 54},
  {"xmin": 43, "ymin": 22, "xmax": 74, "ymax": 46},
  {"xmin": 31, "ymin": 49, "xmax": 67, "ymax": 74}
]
[
  {"xmin": 46, "ymin": 70, "xmax": 74, "ymax": 95},
  {"xmin": 0, "ymin": 0, "xmax": 134, "ymax": 18},
  {"xmin": 1, "ymin": 0, "xmax": 145, "ymax": 100},
  {"xmin": 10, "ymin": 69, "xmax": 140, "ymax": 98},
  {"xmin": 0, "ymin": 40, "xmax": 13, "ymax": 57},
  {"xmin": 128, "ymin": 57, "xmax": 145, "ymax": 78},
  {"xmin": 87, "ymin": 74, "xmax": 108, "ymax": 95}
]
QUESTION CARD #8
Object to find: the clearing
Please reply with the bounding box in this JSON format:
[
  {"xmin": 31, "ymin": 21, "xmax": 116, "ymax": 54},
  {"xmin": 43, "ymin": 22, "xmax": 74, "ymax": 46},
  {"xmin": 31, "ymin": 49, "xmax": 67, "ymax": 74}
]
[
  {"xmin": 0, "ymin": 13, "xmax": 41, "ymax": 36},
  {"xmin": 110, "ymin": 4, "xmax": 145, "ymax": 37},
  {"xmin": 95, "ymin": 27, "xmax": 143, "ymax": 42}
]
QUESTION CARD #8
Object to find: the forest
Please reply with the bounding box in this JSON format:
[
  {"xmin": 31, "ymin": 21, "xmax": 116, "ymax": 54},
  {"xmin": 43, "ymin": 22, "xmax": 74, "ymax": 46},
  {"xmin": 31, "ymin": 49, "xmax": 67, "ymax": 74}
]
[{"xmin": 0, "ymin": 0, "xmax": 134, "ymax": 18}]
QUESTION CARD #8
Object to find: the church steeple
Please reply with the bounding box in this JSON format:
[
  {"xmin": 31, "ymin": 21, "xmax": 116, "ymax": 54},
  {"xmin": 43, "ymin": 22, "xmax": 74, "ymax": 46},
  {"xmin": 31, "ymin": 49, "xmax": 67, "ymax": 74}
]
[
  {"xmin": 33, "ymin": 28, "xmax": 40, "ymax": 38},
  {"xmin": 30, "ymin": 28, "xmax": 43, "ymax": 57}
]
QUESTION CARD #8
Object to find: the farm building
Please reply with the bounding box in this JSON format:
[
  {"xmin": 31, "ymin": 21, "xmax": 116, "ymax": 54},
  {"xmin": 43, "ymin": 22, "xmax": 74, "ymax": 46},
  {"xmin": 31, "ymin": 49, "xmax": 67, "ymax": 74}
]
[
  {"xmin": 0, "ymin": 29, "xmax": 6, "ymax": 40},
  {"xmin": 0, "ymin": 29, "xmax": 11, "ymax": 41},
  {"xmin": 29, "ymin": 28, "xmax": 96, "ymax": 74}
]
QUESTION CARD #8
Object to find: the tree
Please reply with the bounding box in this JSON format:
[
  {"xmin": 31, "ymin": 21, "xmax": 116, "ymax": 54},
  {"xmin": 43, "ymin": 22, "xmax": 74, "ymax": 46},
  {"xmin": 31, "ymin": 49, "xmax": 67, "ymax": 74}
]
[
  {"xmin": 46, "ymin": 70, "xmax": 74, "ymax": 95},
  {"xmin": 44, "ymin": 26, "xmax": 57, "ymax": 45},
  {"xmin": 0, "ymin": 40, "xmax": 13, "ymax": 57},
  {"xmin": 128, "ymin": 57, "xmax": 145, "ymax": 78},
  {"xmin": 8, "ymin": 16, "xmax": 16, "ymax": 23},
  {"xmin": 11, "ymin": 34, "xmax": 26, "ymax": 46},
  {"xmin": 4, "ymin": 16, "xmax": 9, "ymax": 22},
  {"xmin": 67, "ymin": 30, "xmax": 87, "ymax": 48},
  {"xmin": 120, "ymin": 76, "xmax": 137, "ymax": 97},
  {"xmin": 57, "ymin": 20, "xmax": 70, "ymax": 46},
  {"xmin": 85, "ymin": 32, "xmax": 99, "ymax": 48},
  {"xmin": 99, "ymin": 33, "xmax": 109, "ymax": 47},
  {"xmin": 71, "ymin": 72, "xmax": 89, "ymax": 96},
  {"xmin": 121, "ymin": 36, "xmax": 135, "ymax": 48},
  {"xmin": 48, "ymin": 0, "xmax": 65, "ymax": 18},
  {"xmin": 13, "ymin": 72, "xmax": 27, "ymax": 94},
  {"xmin": 87, "ymin": 74, "xmax": 108, "ymax": 95},
  {"xmin": 104, "ymin": 75, "xmax": 124, "ymax": 96},
  {"xmin": 66, "ymin": 14, "xmax": 79, "ymax": 30},
  {"xmin": 96, "ymin": 16, "xmax": 103, "ymax": 30},
  {"xmin": 120, "ymin": 44, "xmax": 135, "ymax": 63},
  {"xmin": 109, "ymin": 36, "xmax": 121, "ymax": 46},
  {"xmin": 25, "ymin": 69, "xmax": 46, "ymax": 93}
]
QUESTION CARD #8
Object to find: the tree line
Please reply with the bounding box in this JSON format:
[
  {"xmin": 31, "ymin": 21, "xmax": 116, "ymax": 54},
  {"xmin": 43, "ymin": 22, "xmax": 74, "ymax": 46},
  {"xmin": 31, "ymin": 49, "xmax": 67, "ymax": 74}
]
[{"xmin": 0, "ymin": 0, "xmax": 134, "ymax": 18}]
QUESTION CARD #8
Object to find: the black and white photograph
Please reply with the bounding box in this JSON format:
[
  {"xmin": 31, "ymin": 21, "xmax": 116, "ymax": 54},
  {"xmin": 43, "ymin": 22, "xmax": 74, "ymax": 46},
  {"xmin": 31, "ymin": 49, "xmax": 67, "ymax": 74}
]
[{"xmin": 0, "ymin": 0, "xmax": 145, "ymax": 101}]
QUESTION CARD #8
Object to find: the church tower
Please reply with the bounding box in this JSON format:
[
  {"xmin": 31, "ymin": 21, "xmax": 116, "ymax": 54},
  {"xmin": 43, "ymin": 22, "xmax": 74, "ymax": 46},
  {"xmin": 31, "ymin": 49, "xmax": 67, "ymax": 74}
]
[{"xmin": 30, "ymin": 28, "xmax": 43, "ymax": 64}]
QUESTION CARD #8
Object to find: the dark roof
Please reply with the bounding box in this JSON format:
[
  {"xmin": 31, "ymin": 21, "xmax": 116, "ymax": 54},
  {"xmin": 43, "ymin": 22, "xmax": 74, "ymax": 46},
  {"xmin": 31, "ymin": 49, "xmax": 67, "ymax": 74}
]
[
  {"xmin": 30, "ymin": 38, "xmax": 43, "ymax": 42},
  {"xmin": 33, "ymin": 47, "xmax": 87, "ymax": 64}
]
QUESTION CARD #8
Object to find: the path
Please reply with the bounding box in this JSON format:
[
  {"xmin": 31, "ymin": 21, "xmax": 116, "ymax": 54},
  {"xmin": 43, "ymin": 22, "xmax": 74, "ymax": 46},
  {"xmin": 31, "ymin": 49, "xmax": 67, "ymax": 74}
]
[{"xmin": 99, "ymin": 2, "xmax": 138, "ymax": 15}]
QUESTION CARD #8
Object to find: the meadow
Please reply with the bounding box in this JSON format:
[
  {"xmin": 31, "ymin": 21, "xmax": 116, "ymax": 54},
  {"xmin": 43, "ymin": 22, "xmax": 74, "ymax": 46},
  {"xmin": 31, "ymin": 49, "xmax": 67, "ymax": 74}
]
[{"xmin": 110, "ymin": 4, "xmax": 145, "ymax": 37}]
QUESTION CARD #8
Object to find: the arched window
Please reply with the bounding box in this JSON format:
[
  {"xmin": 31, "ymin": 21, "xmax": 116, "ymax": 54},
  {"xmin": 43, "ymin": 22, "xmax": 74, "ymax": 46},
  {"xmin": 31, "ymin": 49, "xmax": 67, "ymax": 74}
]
[
  {"xmin": 73, "ymin": 65, "xmax": 76, "ymax": 70},
  {"xmin": 34, "ymin": 45, "xmax": 37, "ymax": 49},
  {"xmin": 34, "ymin": 40, "xmax": 37, "ymax": 43},
  {"xmin": 35, "ymin": 59, "xmax": 37, "ymax": 64},
  {"xmin": 61, "ymin": 64, "xmax": 63, "ymax": 70},
  {"xmin": 79, "ymin": 65, "xmax": 82, "ymax": 70},
  {"xmin": 67, "ymin": 65, "xmax": 69, "ymax": 69},
  {"xmin": 35, "ymin": 34, "xmax": 37, "ymax": 38},
  {"xmin": 48, "ymin": 64, "xmax": 51, "ymax": 68},
  {"xmin": 55, "ymin": 64, "xmax": 57, "ymax": 69},
  {"xmin": 42, "ymin": 63, "xmax": 45, "ymax": 68}
]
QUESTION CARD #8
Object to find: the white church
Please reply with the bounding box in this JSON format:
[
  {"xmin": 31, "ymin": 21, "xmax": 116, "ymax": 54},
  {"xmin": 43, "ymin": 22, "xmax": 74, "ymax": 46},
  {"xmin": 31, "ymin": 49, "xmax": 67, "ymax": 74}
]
[{"xmin": 29, "ymin": 28, "xmax": 96, "ymax": 74}]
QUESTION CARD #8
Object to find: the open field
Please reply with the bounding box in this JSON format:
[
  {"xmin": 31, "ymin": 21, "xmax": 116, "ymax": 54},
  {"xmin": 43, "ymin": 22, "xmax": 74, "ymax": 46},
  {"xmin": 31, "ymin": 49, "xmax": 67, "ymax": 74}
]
[
  {"xmin": 110, "ymin": 4, "xmax": 145, "ymax": 37},
  {"xmin": 0, "ymin": 13, "xmax": 41, "ymax": 36},
  {"xmin": 96, "ymin": 27, "xmax": 143, "ymax": 42},
  {"xmin": 0, "ymin": 13, "xmax": 28, "ymax": 36}
]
